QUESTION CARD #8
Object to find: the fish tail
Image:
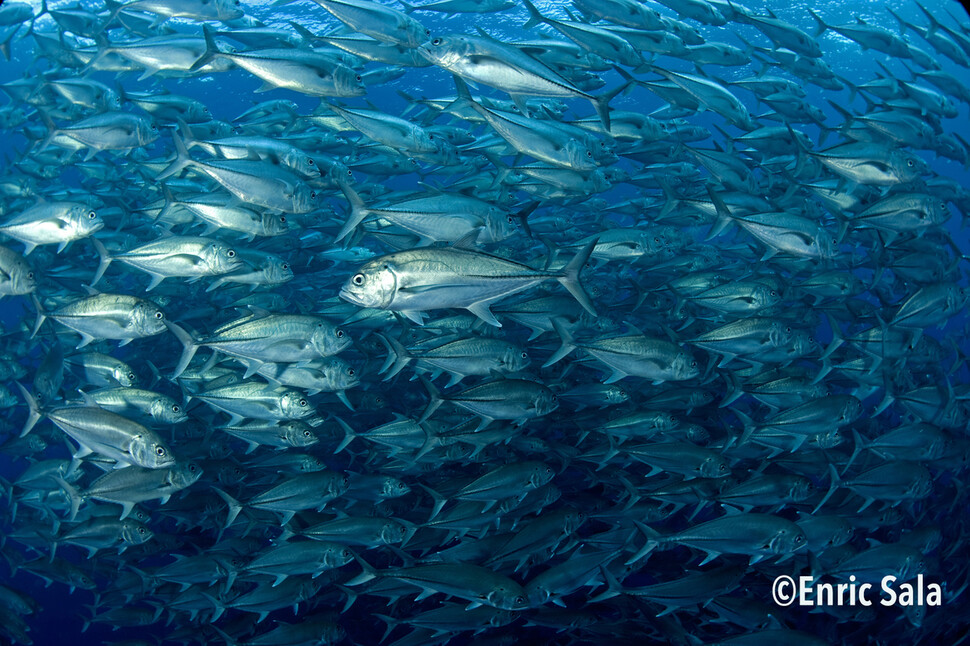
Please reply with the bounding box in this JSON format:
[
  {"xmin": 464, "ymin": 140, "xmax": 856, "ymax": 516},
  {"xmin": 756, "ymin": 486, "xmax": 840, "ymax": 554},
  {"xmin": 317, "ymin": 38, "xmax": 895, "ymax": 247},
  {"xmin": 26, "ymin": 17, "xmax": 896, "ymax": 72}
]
[
  {"xmin": 335, "ymin": 181, "xmax": 369, "ymax": 243},
  {"xmin": 0, "ymin": 23, "xmax": 16, "ymax": 62},
  {"xmin": 543, "ymin": 318, "xmax": 577, "ymax": 368},
  {"xmin": 14, "ymin": 382, "xmax": 42, "ymax": 437},
  {"xmin": 591, "ymin": 74, "xmax": 630, "ymax": 133},
  {"xmin": 521, "ymin": 0, "xmax": 546, "ymax": 30},
  {"xmin": 164, "ymin": 320, "xmax": 199, "ymax": 380},
  {"xmin": 375, "ymin": 333, "xmax": 411, "ymax": 381},
  {"xmin": 915, "ymin": 0, "xmax": 941, "ymax": 34},
  {"xmin": 807, "ymin": 8, "xmax": 829, "ymax": 38},
  {"xmin": 333, "ymin": 415, "xmax": 356, "ymax": 453},
  {"xmin": 212, "ymin": 487, "xmax": 243, "ymax": 532},
  {"xmin": 188, "ymin": 24, "xmax": 221, "ymax": 73},
  {"xmin": 705, "ymin": 185, "xmax": 734, "ymax": 240},
  {"xmin": 53, "ymin": 476, "xmax": 82, "ymax": 522},
  {"xmin": 346, "ymin": 554, "xmax": 378, "ymax": 586},
  {"xmin": 156, "ymin": 128, "xmax": 194, "ymax": 181},
  {"xmin": 24, "ymin": 0, "xmax": 49, "ymax": 38},
  {"xmin": 811, "ymin": 463, "xmax": 842, "ymax": 514},
  {"xmin": 91, "ymin": 238, "xmax": 113, "ymax": 287},
  {"xmin": 625, "ymin": 521, "xmax": 661, "ymax": 565},
  {"xmin": 557, "ymin": 238, "xmax": 597, "ymax": 317},
  {"xmin": 447, "ymin": 74, "xmax": 479, "ymax": 118},
  {"xmin": 29, "ymin": 294, "xmax": 47, "ymax": 339},
  {"xmin": 418, "ymin": 375, "xmax": 443, "ymax": 423},
  {"xmin": 515, "ymin": 201, "xmax": 538, "ymax": 239},
  {"xmin": 398, "ymin": 0, "xmax": 416, "ymax": 14}
]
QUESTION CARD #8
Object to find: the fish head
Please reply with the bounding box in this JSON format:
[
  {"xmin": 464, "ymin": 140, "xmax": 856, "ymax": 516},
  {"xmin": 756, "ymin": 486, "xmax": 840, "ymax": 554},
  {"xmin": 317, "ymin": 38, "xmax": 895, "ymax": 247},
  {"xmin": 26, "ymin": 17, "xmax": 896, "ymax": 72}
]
[
  {"xmin": 150, "ymin": 396, "xmax": 186, "ymax": 424},
  {"xmin": 68, "ymin": 205, "xmax": 104, "ymax": 237},
  {"xmin": 333, "ymin": 64, "xmax": 367, "ymax": 98},
  {"xmin": 132, "ymin": 435, "xmax": 176, "ymax": 469},
  {"xmin": 292, "ymin": 184, "xmax": 319, "ymax": 214},
  {"xmin": 501, "ymin": 345, "xmax": 531, "ymax": 372},
  {"xmin": 6, "ymin": 260, "xmax": 36, "ymax": 295},
  {"xmin": 768, "ymin": 524, "xmax": 808, "ymax": 555},
  {"xmin": 417, "ymin": 35, "xmax": 467, "ymax": 67},
  {"xmin": 672, "ymin": 351, "xmax": 700, "ymax": 381},
  {"xmin": 131, "ymin": 299, "xmax": 167, "ymax": 337},
  {"xmin": 480, "ymin": 210, "xmax": 517, "ymax": 244},
  {"xmin": 893, "ymin": 149, "xmax": 929, "ymax": 182},
  {"xmin": 529, "ymin": 463, "xmax": 557, "ymax": 488},
  {"xmin": 284, "ymin": 150, "xmax": 321, "ymax": 179},
  {"xmin": 215, "ymin": 0, "xmax": 245, "ymax": 21},
  {"xmin": 204, "ymin": 241, "xmax": 243, "ymax": 275},
  {"xmin": 340, "ymin": 259, "xmax": 398, "ymax": 309},
  {"xmin": 282, "ymin": 420, "xmax": 318, "ymax": 447},
  {"xmin": 311, "ymin": 321, "xmax": 352, "ymax": 357},
  {"xmin": 112, "ymin": 365, "xmax": 138, "ymax": 387},
  {"xmin": 279, "ymin": 389, "xmax": 312, "ymax": 419},
  {"xmin": 260, "ymin": 255, "xmax": 293, "ymax": 281},
  {"xmin": 170, "ymin": 461, "xmax": 203, "ymax": 488},
  {"xmin": 565, "ymin": 140, "xmax": 598, "ymax": 171},
  {"xmin": 379, "ymin": 476, "xmax": 409, "ymax": 498},
  {"xmin": 486, "ymin": 585, "xmax": 530, "ymax": 611},
  {"xmin": 380, "ymin": 521, "xmax": 408, "ymax": 545},
  {"xmin": 121, "ymin": 521, "xmax": 153, "ymax": 545},
  {"xmin": 701, "ymin": 455, "xmax": 732, "ymax": 479}
]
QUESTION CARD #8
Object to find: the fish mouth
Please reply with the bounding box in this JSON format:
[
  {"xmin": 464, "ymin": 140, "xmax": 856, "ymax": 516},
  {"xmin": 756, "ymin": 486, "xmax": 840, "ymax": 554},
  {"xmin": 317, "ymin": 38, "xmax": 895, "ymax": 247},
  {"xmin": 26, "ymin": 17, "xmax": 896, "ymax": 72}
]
[{"xmin": 338, "ymin": 286, "xmax": 364, "ymax": 306}]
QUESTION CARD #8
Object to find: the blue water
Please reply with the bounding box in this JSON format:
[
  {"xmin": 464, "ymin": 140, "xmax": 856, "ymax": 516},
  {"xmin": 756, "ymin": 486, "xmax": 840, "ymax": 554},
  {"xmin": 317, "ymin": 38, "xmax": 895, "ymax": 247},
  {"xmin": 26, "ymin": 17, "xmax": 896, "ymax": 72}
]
[{"xmin": 1, "ymin": 1, "xmax": 970, "ymax": 645}]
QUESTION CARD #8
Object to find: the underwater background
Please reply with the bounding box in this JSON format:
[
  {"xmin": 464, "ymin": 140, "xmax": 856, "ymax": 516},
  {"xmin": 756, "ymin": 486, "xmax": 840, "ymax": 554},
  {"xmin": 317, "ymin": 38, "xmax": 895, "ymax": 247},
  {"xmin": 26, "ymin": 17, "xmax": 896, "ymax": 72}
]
[{"xmin": 1, "ymin": 0, "xmax": 970, "ymax": 644}]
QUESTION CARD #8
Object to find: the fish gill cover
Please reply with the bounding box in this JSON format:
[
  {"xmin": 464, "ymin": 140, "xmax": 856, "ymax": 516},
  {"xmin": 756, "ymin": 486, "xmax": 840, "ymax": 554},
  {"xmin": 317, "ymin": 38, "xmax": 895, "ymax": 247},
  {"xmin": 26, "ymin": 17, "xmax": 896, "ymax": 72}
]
[{"xmin": 0, "ymin": 0, "xmax": 969, "ymax": 644}]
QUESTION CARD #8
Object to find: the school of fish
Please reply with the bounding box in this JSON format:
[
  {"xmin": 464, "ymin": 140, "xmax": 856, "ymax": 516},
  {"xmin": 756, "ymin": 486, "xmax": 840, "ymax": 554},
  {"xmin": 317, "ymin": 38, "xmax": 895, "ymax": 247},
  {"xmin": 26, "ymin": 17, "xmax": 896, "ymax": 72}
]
[{"xmin": 0, "ymin": 0, "xmax": 969, "ymax": 644}]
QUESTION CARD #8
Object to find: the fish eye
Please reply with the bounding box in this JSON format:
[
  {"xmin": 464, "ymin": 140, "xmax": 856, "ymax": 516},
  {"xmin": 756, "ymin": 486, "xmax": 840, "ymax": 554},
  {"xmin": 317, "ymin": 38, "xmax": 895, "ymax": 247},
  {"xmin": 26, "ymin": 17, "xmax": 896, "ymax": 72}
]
[
  {"xmin": 352, "ymin": 273, "xmax": 365, "ymax": 286},
  {"xmin": 307, "ymin": 159, "xmax": 314, "ymax": 166},
  {"xmin": 586, "ymin": 150, "xmax": 592, "ymax": 157},
  {"xmin": 172, "ymin": 404, "xmax": 180, "ymax": 412},
  {"xmin": 299, "ymin": 399, "xmax": 307, "ymax": 406},
  {"xmin": 785, "ymin": 327, "xmax": 791, "ymax": 333},
  {"xmin": 155, "ymin": 446, "xmax": 166, "ymax": 456},
  {"xmin": 336, "ymin": 329, "xmax": 344, "ymax": 337},
  {"xmin": 189, "ymin": 464, "xmax": 197, "ymax": 471},
  {"xmin": 282, "ymin": 263, "xmax": 289, "ymax": 270},
  {"xmin": 719, "ymin": 464, "xmax": 728, "ymax": 471},
  {"xmin": 355, "ymin": 74, "xmax": 362, "ymax": 82},
  {"xmin": 310, "ymin": 191, "xmax": 317, "ymax": 199},
  {"xmin": 27, "ymin": 272, "xmax": 34, "ymax": 279},
  {"xmin": 348, "ymin": 368, "xmax": 355, "ymax": 376},
  {"xmin": 432, "ymin": 38, "xmax": 442, "ymax": 46},
  {"xmin": 425, "ymin": 28, "xmax": 431, "ymax": 36},
  {"xmin": 226, "ymin": 250, "xmax": 235, "ymax": 258},
  {"xmin": 690, "ymin": 361, "xmax": 697, "ymax": 367},
  {"xmin": 138, "ymin": 527, "xmax": 146, "ymax": 534},
  {"xmin": 154, "ymin": 311, "xmax": 163, "ymax": 319},
  {"xmin": 88, "ymin": 211, "xmax": 97, "ymax": 219},
  {"xmin": 521, "ymin": 352, "xmax": 528, "ymax": 359},
  {"xmin": 128, "ymin": 372, "xmax": 136, "ymax": 381},
  {"xmin": 279, "ymin": 216, "xmax": 286, "ymax": 223}
]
